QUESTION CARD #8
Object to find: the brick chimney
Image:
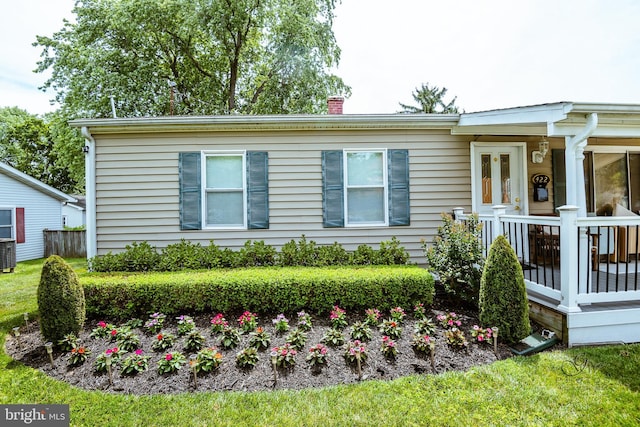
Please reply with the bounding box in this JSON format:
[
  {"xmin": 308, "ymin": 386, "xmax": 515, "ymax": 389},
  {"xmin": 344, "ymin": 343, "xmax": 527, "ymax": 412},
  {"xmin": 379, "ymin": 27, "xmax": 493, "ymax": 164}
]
[{"xmin": 327, "ymin": 96, "xmax": 344, "ymax": 114}]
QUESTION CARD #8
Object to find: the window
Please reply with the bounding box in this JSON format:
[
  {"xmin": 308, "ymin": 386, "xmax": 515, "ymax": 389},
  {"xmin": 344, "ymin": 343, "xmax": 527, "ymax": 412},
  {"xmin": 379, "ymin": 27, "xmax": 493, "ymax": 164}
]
[
  {"xmin": 345, "ymin": 150, "xmax": 387, "ymax": 225},
  {"xmin": 322, "ymin": 149, "xmax": 409, "ymax": 227},
  {"xmin": 552, "ymin": 149, "xmax": 640, "ymax": 214},
  {"xmin": 0, "ymin": 208, "xmax": 12, "ymax": 238},
  {"xmin": 179, "ymin": 151, "xmax": 268, "ymax": 230},
  {"xmin": 204, "ymin": 154, "xmax": 246, "ymax": 228}
]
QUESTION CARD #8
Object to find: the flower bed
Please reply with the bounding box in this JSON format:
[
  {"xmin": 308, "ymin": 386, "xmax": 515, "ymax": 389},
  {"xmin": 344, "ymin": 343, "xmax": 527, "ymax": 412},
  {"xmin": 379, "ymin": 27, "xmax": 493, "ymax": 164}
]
[{"xmin": 7, "ymin": 306, "xmax": 511, "ymax": 395}]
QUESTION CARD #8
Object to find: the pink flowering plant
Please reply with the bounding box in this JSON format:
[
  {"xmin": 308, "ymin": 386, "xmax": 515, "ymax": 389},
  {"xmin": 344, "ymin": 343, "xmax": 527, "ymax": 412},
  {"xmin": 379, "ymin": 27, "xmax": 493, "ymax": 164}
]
[
  {"xmin": 152, "ymin": 333, "xmax": 175, "ymax": 352},
  {"xmin": 364, "ymin": 308, "xmax": 381, "ymax": 326},
  {"xmin": 248, "ymin": 327, "xmax": 271, "ymax": 351},
  {"xmin": 271, "ymin": 343, "xmax": 298, "ymax": 369},
  {"xmin": 195, "ymin": 347, "xmax": 223, "ymax": 373},
  {"xmin": 144, "ymin": 312, "xmax": 166, "ymax": 334},
  {"xmin": 272, "ymin": 314, "xmax": 290, "ymax": 334},
  {"xmin": 379, "ymin": 319, "xmax": 402, "ymax": 340},
  {"xmin": 68, "ymin": 345, "xmax": 91, "ymax": 366},
  {"xmin": 238, "ymin": 311, "xmax": 258, "ymax": 333},
  {"xmin": 470, "ymin": 325, "xmax": 493, "ymax": 344},
  {"xmin": 297, "ymin": 311, "xmax": 313, "ymax": 331},
  {"xmin": 306, "ymin": 343, "xmax": 329, "ymax": 368},
  {"xmin": 445, "ymin": 327, "xmax": 469, "ymax": 348},
  {"xmin": 121, "ymin": 349, "xmax": 150, "ymax": 375},
  {"xmin": 389, "ymin": 307, "xmax": 406, "ymax": 323},
  {"xmin": 411, "ymin": 334, "xmax": 436, "ymax": 353},
  {"xmin": 90, "ymin": 321, "xmax": 116, "ymax": 339},
  {"xmin": 413, "ymin": 302, "xmax": 427, "ymax": 320},
  {"xmin": 94, "ymin": 347, "xmax": 125, "ymax": 373},
  {"xmin": 330, "ymin": 305, "xmax": 348, "ymax": 330},
  {"xmin": 236, "ymin": 347, "xmax": 260, "ymax": 369},
  {"xmin": 157, "ymin": 351, "xmax": 187, "ymax": 374},
  {"xmin": 176, "ymin": 315, "xmax": 195, "ymax": 336},
  {"xmin": 380, "ymin": 335, "xmax": 398, "ymax": 359},
  {"xmin": 437, "ymin": 312, "xmax": 462, "ymax": 329},
  {"xmin": 210, "ymin": 313, "xmax": 229, "ymax": 334},
  {"xmin": 344, "ymin": 340, "xmax": 368, "ymax": 365}
]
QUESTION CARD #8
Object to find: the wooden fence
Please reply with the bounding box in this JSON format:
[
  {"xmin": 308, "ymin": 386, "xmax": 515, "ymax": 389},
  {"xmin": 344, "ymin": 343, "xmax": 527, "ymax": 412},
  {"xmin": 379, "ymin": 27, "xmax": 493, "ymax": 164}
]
[{"xmin": 44, "ymin": 230, "xmax": 86, "ymax": 258}]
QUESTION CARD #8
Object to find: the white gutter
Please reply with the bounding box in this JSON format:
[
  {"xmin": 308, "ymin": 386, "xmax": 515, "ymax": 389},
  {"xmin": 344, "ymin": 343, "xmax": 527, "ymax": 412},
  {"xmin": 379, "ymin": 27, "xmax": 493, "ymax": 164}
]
[
  {"xmin": 81, "ymin": 126, "xmax": 97, "ymax": 260},
  {"xmin": 564, "ymin": 113, "xmax": 598, "ymax": 217}
]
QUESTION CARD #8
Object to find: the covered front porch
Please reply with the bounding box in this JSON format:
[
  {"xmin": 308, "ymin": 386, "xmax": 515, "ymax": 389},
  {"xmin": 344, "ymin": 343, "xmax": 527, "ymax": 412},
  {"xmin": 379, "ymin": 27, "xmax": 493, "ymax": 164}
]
[{"xmin": 453, "ymin": 206, "xmax": 640, "ymax": 347}]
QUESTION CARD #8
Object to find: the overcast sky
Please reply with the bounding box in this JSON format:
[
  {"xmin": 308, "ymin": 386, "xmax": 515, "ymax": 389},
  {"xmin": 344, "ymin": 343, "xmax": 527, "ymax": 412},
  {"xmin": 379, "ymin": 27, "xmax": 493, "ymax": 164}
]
[{"xmin": 2, "ymin": 0, "xmax": 640, "ymax": 115}]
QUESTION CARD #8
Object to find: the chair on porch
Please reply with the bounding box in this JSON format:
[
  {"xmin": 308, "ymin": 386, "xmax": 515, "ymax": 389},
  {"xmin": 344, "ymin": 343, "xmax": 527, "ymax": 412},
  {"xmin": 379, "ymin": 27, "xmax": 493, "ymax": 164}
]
[{"xmin": 528, "ymin": 225, "xmax": 560, "ymax": 265}]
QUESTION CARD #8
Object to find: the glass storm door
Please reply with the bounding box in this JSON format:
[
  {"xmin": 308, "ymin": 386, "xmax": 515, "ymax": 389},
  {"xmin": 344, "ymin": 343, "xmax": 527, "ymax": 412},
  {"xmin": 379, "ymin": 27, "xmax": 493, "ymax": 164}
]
[{"xmin": 473, "ymin": 145, "xmax": 524, "ymax": 215}]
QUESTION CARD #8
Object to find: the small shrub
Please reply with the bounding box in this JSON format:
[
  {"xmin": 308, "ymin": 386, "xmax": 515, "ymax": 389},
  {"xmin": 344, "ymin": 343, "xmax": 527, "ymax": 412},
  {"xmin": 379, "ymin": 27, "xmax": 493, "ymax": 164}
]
[
  {"xmin": 316, "ymin": 242, "xmax": 350, "ymax": 266},
  {"xmin": 306, "ymin": 344, "xmax": 329, "ymax": 368},
  {"xmin": 380, "ymin": 336, "xmax": 398, "ymax": 359},
  {"xmin": 322, "ymin": 328, "xmax": 345, "ymax": 347},
  {"xmin": 121, "ymin": 349, "xmax": 150, "ymax": 375},
  {"xmin": 176, "ymin": 315, "xmax": 196, "ymax": 336},
  {"xmin": 411, "ymin": 334, "xmax": 436, "ymax": 353},
  {"xmin": 423, "ymin": 213, "xmax": 485, "ymax": 307},
  {"xmin": 296, "ymin": 311, "xmax": 312, "ymax": 331},
  {"xmin": 470, "ymin": 325, "xmax": 494, "ymax": 344},
  {"xmin": 285, "ymin": 328, "xmax": 308, "ymax": 351},
  {"xmin": 278, "ymin": 235, "xmax": 318, "ymax": 266},
  {"xmin": 272, "ymin": 314, "xmax": 290, "ymax": 334},
  {"xmin": 184, "ymin": 330, "xmax": 206, "ymax": 353},
  {"xmin": 237, "ymin": 311, "xmax": 258, "ymax": 334},
  {"xmin": 377, "ymin": 237, "xmax": 410, "ymax": 265},
  {"xmin": 350, "ymin": 321, "xmax": 372, "ymax": 342},
  {"xmin": 210, "ymin": 314, "xmax": 229, "ymax": 334},
  {"xmin": 220, "ymin": 327, "xmax": 241, "ymax": 349},
  {"xmin": 479, "ymin": 235, "xmax": 531, "ymax": 343},
  {"xmin": 329, "ymin": 305, "xmax": 348, "ymax": 330},
  {"xmin": 248, "ymin": 327, "xmax": 271, "ymax": 351},
  {"xmin": 237, "ymin": 240, "xmax": 277, "ymax": 267},
  {"xmin": 344, "ymin": 340, "xmax": 368, "ymax": 365},
  {"xmin": 413, "ymin": 303, "xmax": 427, "ymax": 320},
  {"xmin": 444, "ymin": 327, "xmax": 468, "ymax": 348},
  {"xmin": 364, "ymin": 308, "xmax": 381, "ymax": 326},
  {"xmin": 389, "ymin": 307, "xmax": 407, "ymax": 323},
  {"xmin": 38, "ymin": 255, "xmax": 86, "ymax": 343},
  {"xmin": 350, "ymin": 244, "xmax": 377, "ymax": 265},
  {"xmin": 437, "ymin": 312, "xmax": 462, "ymax": 329},
  {"xmin": 195, "ymin": 347, "xmax": 223, "ymax": 373},
  {"xmin": 89, "ymin": 321, "xmax": 114, "ymax": 339},
  {"xmin": 121, "ymin": 241, "xmax": 161, "ymax": 272},
  {"xmin": 236, "ymin": 347, "xmax": 259, "ymax": 369},
  {"xmin": 158, "ymin": 239, "xmax": 204, "ymax": 271},
  {"xmin": 379, "ymin": 319, "xmax": 402, "ymax": 339},
  {"xmin": 414, "ymin": 318, "xmax": 437, "ymax": 336},
  {"xmin": 152, "ymin": 333, "xmax": 176, "ymax": 352},
  {"xmin": 117, "ymin": 330, "xmax": 141, "ymax": 352},
  {"xmin": 144, "ymin": 312, "xmax": 166, "ymax": 334}
]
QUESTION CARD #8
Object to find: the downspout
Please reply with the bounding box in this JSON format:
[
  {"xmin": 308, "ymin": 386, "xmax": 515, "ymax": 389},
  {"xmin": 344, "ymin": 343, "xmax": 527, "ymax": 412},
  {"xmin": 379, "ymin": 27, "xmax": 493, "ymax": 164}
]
[
  {"xmin": 81, "ymin": 127, "xmax": 97, "ymax": 261},
  {"xmin": 565, "ymin": 113, "xmax": 598, "ymax": 217}
]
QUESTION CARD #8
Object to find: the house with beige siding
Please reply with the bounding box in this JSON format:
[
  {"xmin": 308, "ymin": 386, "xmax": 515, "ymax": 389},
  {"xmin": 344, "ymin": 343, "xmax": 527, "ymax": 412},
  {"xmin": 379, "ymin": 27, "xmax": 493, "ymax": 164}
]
[{"xmin": 72, "ymin": 101, "xmax": 640, "ymax": 346}]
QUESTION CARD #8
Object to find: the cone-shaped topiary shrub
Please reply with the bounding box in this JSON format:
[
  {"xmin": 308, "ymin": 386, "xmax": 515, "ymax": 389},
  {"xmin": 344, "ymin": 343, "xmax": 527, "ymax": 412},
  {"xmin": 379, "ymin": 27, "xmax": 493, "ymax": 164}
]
[
  {"xmin": 38, "ymin": 255, "xmax": 86, "ymax": 343},
  {"xmin": 479, "ymin": 235, "xmax": 530, "ymax": 343}
]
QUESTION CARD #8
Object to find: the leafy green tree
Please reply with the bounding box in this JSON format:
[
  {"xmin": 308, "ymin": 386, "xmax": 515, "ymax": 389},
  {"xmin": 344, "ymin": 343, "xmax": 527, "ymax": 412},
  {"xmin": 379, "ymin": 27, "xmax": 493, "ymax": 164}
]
[
  {"xmin": 0, "ymin": 107, "xmax": 84, "ymax": 193},
  {"xmin": 35, "ymin": 0, "xmax": 350, "ymax": 118},
  {"xmin": 398, "ymin": 82, "xmax": 460, "ymax": 114}
]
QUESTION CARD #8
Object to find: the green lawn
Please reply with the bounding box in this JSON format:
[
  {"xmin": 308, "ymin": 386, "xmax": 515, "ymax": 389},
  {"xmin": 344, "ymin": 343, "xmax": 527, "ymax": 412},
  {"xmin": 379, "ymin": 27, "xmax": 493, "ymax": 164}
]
[{"xmin": 1, "ymin": 258, "xmax": 639, "ymax": 426}]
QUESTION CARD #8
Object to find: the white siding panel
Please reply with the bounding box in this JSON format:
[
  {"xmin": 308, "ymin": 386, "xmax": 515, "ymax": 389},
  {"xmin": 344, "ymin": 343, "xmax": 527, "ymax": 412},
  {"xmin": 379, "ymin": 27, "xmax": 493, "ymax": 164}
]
[
  {"xmin": 93, "ymin": 129, "xmax": 472, "ymax": 264},
  {"xmin": 0, "ymin": 174, "xmax": 65, "ymax": 261}
]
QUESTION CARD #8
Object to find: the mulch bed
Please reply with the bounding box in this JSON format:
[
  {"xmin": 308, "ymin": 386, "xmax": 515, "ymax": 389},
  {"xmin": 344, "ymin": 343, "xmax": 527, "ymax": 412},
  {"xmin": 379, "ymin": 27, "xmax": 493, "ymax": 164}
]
[{"xmin": 6, "ymin": 305, "xmax": 517, "ymax": 395}]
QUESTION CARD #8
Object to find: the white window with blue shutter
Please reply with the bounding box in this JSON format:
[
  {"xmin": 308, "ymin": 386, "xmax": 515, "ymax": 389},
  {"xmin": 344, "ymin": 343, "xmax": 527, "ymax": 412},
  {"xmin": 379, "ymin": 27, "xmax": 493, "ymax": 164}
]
[
  {"xmin": 322, "ymin": 149, "xmax": 410, "ymax": 228},
  {"xmin": 179, "ymin": 151, "xmax": 269, "ymax": 230}
]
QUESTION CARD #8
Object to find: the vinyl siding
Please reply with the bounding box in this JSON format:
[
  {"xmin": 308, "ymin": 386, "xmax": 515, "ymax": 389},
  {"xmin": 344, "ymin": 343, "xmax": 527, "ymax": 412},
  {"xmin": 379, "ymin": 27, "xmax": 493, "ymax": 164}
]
[
  {"xmin": 0, "ymin": 173, "xmax": 64, "ymax": 261},
  {"xmin": 94, "ymin": 129, "xmax": 472, "ymax": 263}
]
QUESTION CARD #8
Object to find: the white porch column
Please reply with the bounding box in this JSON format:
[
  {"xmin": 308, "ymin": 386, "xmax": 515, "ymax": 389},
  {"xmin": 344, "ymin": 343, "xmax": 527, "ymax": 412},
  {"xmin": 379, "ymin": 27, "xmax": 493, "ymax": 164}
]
[
  {"xmin": 452, "ymin": 207, "xmax": 465, "ymax": 221},
  {"xmin": 557, "ymin": 205, "xmax": 581, "ymax": 312},
  {"xmin": 492, "ymin": 205, "xmax": 506, "ymax": 241},
  {"xmin": 564, "ymin": 113, "xmax": 598, "ymax": 217}
]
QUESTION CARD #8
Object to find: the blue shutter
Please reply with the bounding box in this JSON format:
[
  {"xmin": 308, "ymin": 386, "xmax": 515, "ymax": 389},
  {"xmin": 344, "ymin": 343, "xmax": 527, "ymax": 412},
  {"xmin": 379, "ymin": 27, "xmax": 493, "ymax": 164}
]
[
  {"xmin": 247, "ymin": 151, "xmax": 269, "ymax": 229},
  {"xmin": 322, "ymin": 150, "xmax": 344, "ymax": 227},
  {"xmin": 388, "ymin": 149, "xmax": 410, "ymax": 226},
  {"xmin": 179, "ymin": 152, "xmax": 202, "ymax": 230}
]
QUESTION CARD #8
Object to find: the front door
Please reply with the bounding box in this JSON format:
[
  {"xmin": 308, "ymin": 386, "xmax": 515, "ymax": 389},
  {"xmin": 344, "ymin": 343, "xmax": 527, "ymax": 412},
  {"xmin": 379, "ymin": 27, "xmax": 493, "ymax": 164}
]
[{"xmin": 472, "ymin": 143, "xmax": 526, "ymax": 215}]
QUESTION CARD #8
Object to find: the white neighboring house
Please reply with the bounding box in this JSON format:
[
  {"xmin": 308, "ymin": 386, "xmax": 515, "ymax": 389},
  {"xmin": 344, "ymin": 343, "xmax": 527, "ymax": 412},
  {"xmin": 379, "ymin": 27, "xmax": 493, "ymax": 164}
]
[
  {"xmin": 0, "ymin": 162, "xmax": 76, "ymax": 262},
  {"xmin": 62, "ymin": 195, "xmax": 86, "ymax": 228}
]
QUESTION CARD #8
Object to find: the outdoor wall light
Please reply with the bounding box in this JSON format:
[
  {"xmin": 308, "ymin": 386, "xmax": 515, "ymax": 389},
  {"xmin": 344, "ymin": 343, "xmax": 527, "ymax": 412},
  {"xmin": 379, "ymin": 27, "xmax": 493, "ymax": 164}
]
[
  {"xmin": 12, "ymin": 327, "xmax": 21, "ymax": 346},
  {"xmin": 23, "ymin": 313, "xmax": 29, "ymax": 329},
  {"xmin": 45, "ymin": 342, "xmax": 55, "ymax": 368},
  {"xmin": 106, "ymin": 353, "xmax": 113, "ymax": 386},
  {"xmin": 531, "ymin": 138, "xmax": 549, "ymax": 164}
]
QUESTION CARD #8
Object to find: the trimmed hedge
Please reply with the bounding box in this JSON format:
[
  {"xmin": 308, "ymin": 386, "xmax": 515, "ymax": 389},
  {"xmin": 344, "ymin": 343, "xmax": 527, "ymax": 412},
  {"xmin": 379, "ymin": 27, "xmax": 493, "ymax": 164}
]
[{"xmin": 82, "ymin": 266, "xmax": 434, "ymax": 320}]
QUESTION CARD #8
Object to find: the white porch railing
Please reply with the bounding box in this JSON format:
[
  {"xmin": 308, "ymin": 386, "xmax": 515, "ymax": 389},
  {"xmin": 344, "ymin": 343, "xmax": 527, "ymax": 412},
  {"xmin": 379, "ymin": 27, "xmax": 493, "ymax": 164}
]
[{"xmin": 453, "ymin": 205, "xmax": 640, "ymax": 312}]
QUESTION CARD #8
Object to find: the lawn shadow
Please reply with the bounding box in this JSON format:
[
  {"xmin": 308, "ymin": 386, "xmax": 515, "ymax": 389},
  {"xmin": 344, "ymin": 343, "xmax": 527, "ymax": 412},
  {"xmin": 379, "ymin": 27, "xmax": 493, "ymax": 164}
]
[{"xmin": 567, "ymin": 344, "xmax": 640, "ymax": 392}]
